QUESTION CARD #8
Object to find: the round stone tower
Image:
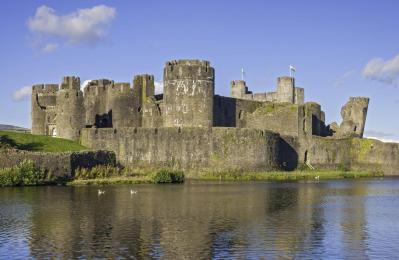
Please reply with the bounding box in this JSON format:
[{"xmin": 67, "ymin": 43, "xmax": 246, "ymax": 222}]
[
  {"xmin": 56, "ymin": 76, "xmax": 85, "ymax": 141},
  {"xmin": 163, "ymin": 59, "xmax": 215, "ymax": 127},
  {"xmin": 277, "ymin": 76, "xmax": 295, "ymax": 103}
]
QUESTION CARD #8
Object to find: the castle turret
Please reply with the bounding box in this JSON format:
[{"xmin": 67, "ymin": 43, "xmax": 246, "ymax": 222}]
[
  {"xmin": 277, "ymin": 76, "xmax": 295, "ymax": 103},
  {"xmin": 31, "ymin": 84, "xmax": 58, "ymax": 135},
  {"xmin": 83, "ymin": 79, "xmax": 113, "ymax": 127},
  {"xmin": 107, "ymin": 82, "xmax": 139, "ymax": 128},
  {"xmin": 56, "ymin": 76, "xmax": 85, "ymax": 141},
  {"xmin": 163, "ymin": 59, "xmax": 214, "ymax": 127},
  {"xmin": 231, "ymin": 80, "xmax": 247, "ymax": 99},
  {"xmin": 133, "ymin": 74, "xmax": 155, "ymax": 109}
]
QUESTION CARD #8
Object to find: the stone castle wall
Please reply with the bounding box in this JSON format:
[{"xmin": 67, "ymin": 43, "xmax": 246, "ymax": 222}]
[
  {"xmin": 81, "ymin": 127, "xmax": 281, "ymax": 171},
  {"xmin": 213, "ymin": 95, "xmax": 263, "ymax": 127},
  {"xmin": 291, "ymin": 136, "xmax": 399, "ymax": 175},
  {"xmin": 230, "ymin": 77, "xmax": 304, "ymax": 105},
  {"xmin": 29, "ymin": 58, "xmax": 389, "ymax": 175},
  {"xmin": 242, "ymin": 103, "xmax": 304, "ymax": 137},
  {"xmin": 0, "ymin": 149, "xmax": 116, "ymax": 179}
]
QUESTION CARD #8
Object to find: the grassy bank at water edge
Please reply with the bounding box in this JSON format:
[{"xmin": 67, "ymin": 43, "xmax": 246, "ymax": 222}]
[{"xmin": 195, "ymin": 170, "xmax": 383, "ymax": 181}]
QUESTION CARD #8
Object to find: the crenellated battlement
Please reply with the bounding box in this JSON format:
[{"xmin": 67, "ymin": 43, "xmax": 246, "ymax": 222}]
[
  {"xmin": 164, "ymin": 59, "xmax": 214, "ymax": 80},
  {"xmin": 83, "ymin": 79, "xmax": 114, "ymax": 96},
  {"xmin": 32, "ymin": 84, "xmax": 59, "ymax": 94},
  {"xmin": 348, "ymin": 96, "xmax": 370, "ymax": 105},
  {"xmin": 60, "ymin": 76, "xmax": 80, "ymax": 90},
  {"xmin": 110, "ymin": 82, "xmax": 132, "ymax": 94}
]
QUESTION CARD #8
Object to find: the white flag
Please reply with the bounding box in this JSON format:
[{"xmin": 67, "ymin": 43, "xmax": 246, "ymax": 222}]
[{"xmin": 290, "ymin": 65, "xmax": 296, "ymax": 72}]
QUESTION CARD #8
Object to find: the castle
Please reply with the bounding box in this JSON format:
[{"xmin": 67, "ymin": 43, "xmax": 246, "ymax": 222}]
[{"xmin": 31, "ymin": 59, "xmax": 399, "ymax": 174}]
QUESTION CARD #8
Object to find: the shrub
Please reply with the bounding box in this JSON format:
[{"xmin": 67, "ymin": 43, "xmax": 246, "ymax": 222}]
[
  {"xmin": 0, "ymin": 160, "xmax": 46, "ymax": 187},
  {"xmin": 151, "ymin": 169, "xmax": 185, "ymax": 184},
  {"xmin": 74, "ymin": 165, "xmax": 121, "ymax": 180},
  {"xmin": 171, "ymin": 171, "xmax": 185, "ymax": 183},
  {"xmin": 337, "ymin": 163, "xmax": 350, "ymax": 172}
]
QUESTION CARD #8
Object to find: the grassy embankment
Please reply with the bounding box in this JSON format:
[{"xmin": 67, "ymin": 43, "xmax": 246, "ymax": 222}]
[
  {"xmin": 68, "ymin": 166, "xmax": 185, "ymax": 185},
  {"xmin": 195, "ymin": 169, "xmax": 383, "ymax": 182},
  {"xmin": 0, "ymin": 130, "xmax": 87, "ymax": 152},
  {"xmin": 0, "ymin": 130, "xmax": 87, "ymax": 186}
]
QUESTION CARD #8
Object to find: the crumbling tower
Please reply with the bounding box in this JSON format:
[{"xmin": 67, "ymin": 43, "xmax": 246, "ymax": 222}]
[
  {"xmin": 163, "ymin": 60, "xmax": 215, "ymax": 127},
  {"xmin": 31, "ymin": 84, "xmax": 58, "ymax": 135},
  {"xmin": 131, "ymin": 74, "xmax": 155, "ymax": 127},
  {"xmin": 277, "ymin": 76, "xmax": 295, "ymax": 103},
  {"xmin": 133, "ymin": 74, "xmax": 155, "ymax": 109},
  {"xmin": 336, "ymin": 97, "xmax": 370, "ymax": 138},
  {"xmin": 56, "ymin": 76, "xmax": 85, "ymax": 141}
]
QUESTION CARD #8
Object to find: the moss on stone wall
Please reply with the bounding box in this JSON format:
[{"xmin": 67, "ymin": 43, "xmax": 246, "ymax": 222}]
[
  {"xmin": 254, "ymin": 103, "xmax": 298, "ymax": 115},
  {"xmin": 351, "ymin": 138, "xmax": 377, "ymax": 161}
]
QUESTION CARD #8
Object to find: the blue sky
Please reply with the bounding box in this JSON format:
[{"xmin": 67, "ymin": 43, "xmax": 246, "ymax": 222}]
[{"xmin": 1, "ymin": 0, "xmax": 398, "ymax": 140}]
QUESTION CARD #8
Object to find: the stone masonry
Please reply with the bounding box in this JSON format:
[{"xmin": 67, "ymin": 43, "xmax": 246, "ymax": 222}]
[{"xmin": 30, "ymin": 59, "xmax": 398, "ymax": 174}]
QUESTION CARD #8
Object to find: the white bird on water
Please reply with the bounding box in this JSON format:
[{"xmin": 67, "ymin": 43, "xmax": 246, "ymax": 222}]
[
  {"xmin": 98, "ymin": 189, "xmax": 105, "ymax": 195},
  {"xmin": 130, "ymin": 189, "xmax": 138, "ymax": 195}
]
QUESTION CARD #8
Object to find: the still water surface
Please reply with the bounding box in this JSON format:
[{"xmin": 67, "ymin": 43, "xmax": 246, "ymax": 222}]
[{"xmin": 1, "ymin": 178, "xmax": 399, "ymax": 259}]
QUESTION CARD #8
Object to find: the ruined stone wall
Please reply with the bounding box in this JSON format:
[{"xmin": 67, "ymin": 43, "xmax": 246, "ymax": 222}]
[
  {"xmin": 304, "ymin": 102, "xmax": 325, "ymax": 136},
  {"xmin": 335, "ymin": 97, "xmax": 369, "ymax": 138},
  {"xmin": 298, "ymin": 136, "xmax": 352, "ymax": 169},
  {"xmin": 56, "ymin": 77, "xmax": 85, "ymax": 141},
  {"xmin": 31, "ymin": 84, "xmax": 58, "ymax": 135},
  {"xmin": 242, "ymin": 103, "xmax": 304, "ymax": 137},
  {"xmin": 0, "ymin": 149, "xmax": 116, "ymax": 179},
  {"xmin": 350, "ymin": 138, "xmax": 399, "ymax": 175},
  {"xmin": 142, "ymin": 98, "xmax": 164, "ymax": 128},
  {"xmin": 163, "ymin": 60, "xmax": 214, "ymax": 127},
  {"xmin": 292, "ymin": 136, "xmax": 399, "ymax": 175},
  {"xmin": 81, "ymin": 127, "xmax": 280, "ymax": 171},
  {"xmin": 213, "ymin": 95, "xmax": 263, "ymax": 127}
]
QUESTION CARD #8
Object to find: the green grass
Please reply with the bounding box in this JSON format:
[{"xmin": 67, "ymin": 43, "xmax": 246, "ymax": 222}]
[
  {"xmin": 0, "ymin": 130, "xmax": 87, "ymax": 152},
  {"xmin": 195, "ymin": 169, "xmax": 383, "ymax": 181},
  {"xmin": 69, "ymin": 166, "xmax": 185, "ymax": 185},
  {"xmin": 67, "ymin": 176, "xmax": 151, "ymax": 185}
]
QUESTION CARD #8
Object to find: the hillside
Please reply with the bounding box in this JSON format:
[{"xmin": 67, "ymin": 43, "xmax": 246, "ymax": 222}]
[
  {"xmin": 0, "ymin": 124, "xmax": 29, "ymax": 132},
  {"xmin": 0, "ymin": 130, "xmax": 87, "ymax": 152}
]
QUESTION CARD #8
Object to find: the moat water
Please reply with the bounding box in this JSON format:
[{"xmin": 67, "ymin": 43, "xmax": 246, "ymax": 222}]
[{"xmin": 1, "ymin": 179, "xmax": 399, "ymax": 259}]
